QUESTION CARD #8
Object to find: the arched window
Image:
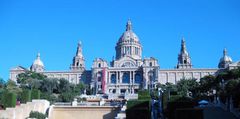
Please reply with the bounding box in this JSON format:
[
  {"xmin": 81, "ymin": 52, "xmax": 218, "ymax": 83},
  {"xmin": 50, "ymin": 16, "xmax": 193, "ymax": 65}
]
[
  {"xmin": 76, "ymin": 62, "xmax": 79, "ymax": 66},
  {"xmin": 98, "ymin": 63, "xmax": 101, "ymax": 68},
  {"xmin": 111, "ymin": 74, "xmax": 116, "ymax": 84},
  {"xmin": 148, "ymin": 71, "xmax": 154, "ymax": 82},
  {"xmin": 184, "ymin": 60, "xmax": 187, "ymax": 64},
  {"xmin": 135, "ymin": 73, "xmax": 142, "ymax": 84},
  {"xmin": 150, "ymin": 62, "xmax": 153, "ymax": 67},
  {"xmin": 97, "ymin": 72, "xmax": 102, "ymax": 82},
  {"xmin": 122, "ymin": 72, "xmax": 130, "ymax": 83}
]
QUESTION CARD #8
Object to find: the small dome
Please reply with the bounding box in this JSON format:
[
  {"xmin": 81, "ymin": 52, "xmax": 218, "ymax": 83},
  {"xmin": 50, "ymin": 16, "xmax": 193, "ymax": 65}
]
[
  {"xmin": 218, "ymin": 48, "xmax": 232, "ymax": 68},
  {"xmin": 220, "ymin": 56, "xmax": 232, "ymax": 63},
  {"xmin": 32, "ymin": 53, "xmax": 44, "ymax": 67},
  {"xmin": 219, "ymin": 48, "xmax": 232, "ymax": 63}
]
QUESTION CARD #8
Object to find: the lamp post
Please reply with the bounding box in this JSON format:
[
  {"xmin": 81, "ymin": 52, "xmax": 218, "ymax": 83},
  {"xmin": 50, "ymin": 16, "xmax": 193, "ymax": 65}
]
[
  {"xmin": 149, "ymin": 72, "xmax": 154, "ymax": 92},
  {"xmin": 158, "ymin": 87, "xmax": 164, "ymax": 119},
  {"xmin": 213, "ymin": 89, "xmax": 216, "ymax": 104}
]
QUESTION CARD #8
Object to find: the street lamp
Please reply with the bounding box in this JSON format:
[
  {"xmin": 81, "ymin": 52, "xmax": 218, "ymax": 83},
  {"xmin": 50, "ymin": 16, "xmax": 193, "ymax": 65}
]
[
  {"xmin": 148, "ymin": 71, "xmax": 154, "ymax": 91},
  {"xmin": 158, "ymin": 87, "xmax": 164, "ymax": 119}
]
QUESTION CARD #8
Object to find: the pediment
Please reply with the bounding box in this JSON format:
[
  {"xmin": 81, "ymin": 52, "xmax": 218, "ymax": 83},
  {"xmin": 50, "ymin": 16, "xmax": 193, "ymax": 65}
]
[
  {"xmin": 10, "ymin": 66, "xmax": 27, "ymax": 71},
  {"xmin": 114, "ymin": 56, "xmax": 138, "ymax": 67}
]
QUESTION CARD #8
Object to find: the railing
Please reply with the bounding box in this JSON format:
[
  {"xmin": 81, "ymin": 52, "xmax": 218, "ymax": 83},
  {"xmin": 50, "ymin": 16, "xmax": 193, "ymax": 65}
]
[{"xmin": 210, "ymin": 101, "xmax": 240, "ymax": 118}]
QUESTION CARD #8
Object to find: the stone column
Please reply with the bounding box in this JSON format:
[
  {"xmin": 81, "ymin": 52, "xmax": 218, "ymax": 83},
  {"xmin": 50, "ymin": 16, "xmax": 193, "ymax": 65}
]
[
  {"xmin": 130, "ymin": 71, "xmax": 132, "ymax": 84},
  {"xmin": 116, "ymin": 71, "xmax": 118, "ymax": 84},
  {"xmin": 132, "ymin": 71, "xmax": 136, "ymax": 84},
  {"xmin": 166, "ymin": 72, "xmax": 169, "ymax": 83},
  {"xmin": 109, "ymin": 72, "xmax": 111, "ymax": 84},
  {"xmin": 119, "ymin": 71, "xmax": 122, "ymax": 84}
]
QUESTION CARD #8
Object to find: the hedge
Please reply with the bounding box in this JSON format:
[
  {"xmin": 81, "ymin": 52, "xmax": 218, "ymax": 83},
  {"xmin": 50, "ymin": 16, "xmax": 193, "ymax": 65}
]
[
  {"xmin": 32, "ymin": 89, "xmax": 41, "ymax": 100},
  {"xmin": 126, "ymin": 100, "xmax": 151, "ymax": 119},
  {"xmin": 29, "ymin": 111, "xmax": 46, "ymax": 119},
  {"xmin": 20, "ymin": 89, "xmax": 31, "ymax": 103},
  {"xmin": 138, "ymin": 90, "xmax": 151, "ymax": 100},
  {"xmin": 165, "ymin": 97, "xmax": 197, "ymax": 119},
  {"xmin": 175, "ymin": 108, "xmax": 203, "ymax": 119},
  {"xmin": 2, "ymin": 91, "xmax": 16, "ymax": 108}
]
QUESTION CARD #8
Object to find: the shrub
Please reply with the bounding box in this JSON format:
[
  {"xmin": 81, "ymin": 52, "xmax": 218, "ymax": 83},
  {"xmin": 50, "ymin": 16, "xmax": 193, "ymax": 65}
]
[
  {"xmin": 20, "ymin": 89, "xmax": 31, "ymax": 103},
  {"xmin": 58, "ymin": 92, "xmax": 74, "ymax": 102},
  {"xmin": 175, "ymin": 108, "xmax": 203, "ymax": 119},
  {"xmin": 40, "ymin": 93, "xmax": 57, "ymax": 104},
  {"xmin": 138, "ymin": 90, "xmax": 151, "ymax": 100},
  {"xmin": 32, "ymin": 89, "xmax": 41, "ymax": 100},
  {"xmin": 165, "ymin": 97, "xmax": 197, "ymax": 119},
  {"xmin": 29, "ymin": 111, "xmax": 46, "ymax": 119},
  {"xmin": 2, "ymin": 91, "xmax": 16, "ymax": 108},
  {"xmin": 126, "ymin": 100, "xmax": 151, "ymax": 119}
]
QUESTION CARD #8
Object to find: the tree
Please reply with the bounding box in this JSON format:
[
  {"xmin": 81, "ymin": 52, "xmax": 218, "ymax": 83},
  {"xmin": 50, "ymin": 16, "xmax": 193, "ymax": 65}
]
[
  {"xmin": 0, "ymin": 78, "xmax": 5, "ymax": 88},
  {"xmin": 176, "ymin": 78, "xmax": 199, "ymax": 97},
  {"xmin": 58, "ymin": 92, "xmax": 75, "ymax": 102},
  {"xmin": 6, "ymin": 80, "xmax": 22, "ymax": 94},
  {"xmin": 28, "ymin": 78, "xmax": 41, "ymax": 90},
  {"xmin": 17, "ymin": 71, "xmax": 47, "ymax": 85},
  {"xmin": 198, "ymin": 75, "xmax": 219, "ymax": 94},
  {"xmin": 40, "ymin": 78, "xmax": 58, "ymax": 93},
  {"xmin": 29, "ymin": 111, "xmax": 46, "ymax": 119},
  {"xmin": 225, "ymin": 79, "xmax": 240, "ymax": 96},
  {"xmin": 58, "ymin": 78, "xmax": 71, "ymax": 93},
  {"xmin": 73, "ymin": 82, "xmax": 85, "ymax": 95}
]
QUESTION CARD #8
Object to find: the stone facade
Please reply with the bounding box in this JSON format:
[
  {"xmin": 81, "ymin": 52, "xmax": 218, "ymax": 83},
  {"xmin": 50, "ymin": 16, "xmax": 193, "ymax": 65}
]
[
  {"xmin": 0, "ymin": 100, "xmax": 50, "ymax": 119},
  {"xmin": 9, "ymin": 20, "xmax": 240, "ymax": 98}
]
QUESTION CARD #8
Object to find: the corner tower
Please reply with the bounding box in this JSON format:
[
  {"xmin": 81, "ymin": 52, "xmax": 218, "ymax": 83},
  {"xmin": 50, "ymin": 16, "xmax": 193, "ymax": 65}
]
[
  {"xmin": 30, "ymin": 53, "xmax": 45, "ymax": 72},
  {"xmin": 115, "ymin": 20, "xmax": 142, "ymax": 60},
  {"xmin": 70, "ymin": 41, "xmax": 85, "ymax": 71},
  {"xmin": 218, "ymin": 48, "xmax": 232, "ymax": 68},
  {"xmin": 176, "ymin": 37, "xmax": 192, "ymax": 69}
]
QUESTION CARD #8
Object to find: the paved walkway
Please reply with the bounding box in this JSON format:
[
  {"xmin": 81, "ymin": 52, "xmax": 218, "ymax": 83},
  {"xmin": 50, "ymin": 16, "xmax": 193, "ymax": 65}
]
[{"xmin": 203, "ymin": 107, "xmax": 238, "ymax": 119}]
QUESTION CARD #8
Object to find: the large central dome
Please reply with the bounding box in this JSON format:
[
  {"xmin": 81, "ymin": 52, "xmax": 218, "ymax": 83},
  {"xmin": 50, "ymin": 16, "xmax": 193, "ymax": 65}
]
[
  {"xmin": 118, "ymin": 20, "xmax": 140, "ymax": 43},
  {"xmin": 115, "ymin": 20, "xmax": 142, "ymax": 60}
]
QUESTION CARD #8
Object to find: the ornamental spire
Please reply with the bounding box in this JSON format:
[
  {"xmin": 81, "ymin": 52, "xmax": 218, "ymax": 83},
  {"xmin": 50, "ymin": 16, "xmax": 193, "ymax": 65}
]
[
  {"xmin": 177, "ymin": 37, "xmax": 192, "ymax": 69},
  {"xmin": 76, "ymin": 41, "xmax": 83, "ymax": 57},
  {"xmin": 223, "ymin": 48, "xmax": 227, "ymax": 56},
  {"xmin": 181, "ymin": 37, "xmax": 188, "ymax": 55},
  {"xmin": 126, "ymin": 19, "xmax": 132, "ymax": 31},
  {"xmin": 37, "ymin": 52, "xmax": 41, "ymax": 59}
]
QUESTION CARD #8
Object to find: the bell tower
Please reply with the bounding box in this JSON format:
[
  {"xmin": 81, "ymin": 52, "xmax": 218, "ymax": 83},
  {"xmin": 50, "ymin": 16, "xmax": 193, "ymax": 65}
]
[
  {"xmin": 176, "ymin": 37, "xmax": 192, "ymax": 69},
  {"xmin": 70, "ymin": 41, "xmax": 85, "ymax": 71}
]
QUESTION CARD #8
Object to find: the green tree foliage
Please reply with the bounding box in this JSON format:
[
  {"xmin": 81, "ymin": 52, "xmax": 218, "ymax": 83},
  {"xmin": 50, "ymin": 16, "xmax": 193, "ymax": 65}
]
[
  {"xmin": 32, "ymin": 89, "xmax": 41, "ymax": 100},
  {"xmin": 2, "ymin": 91, "xmax": 16, "ymax": 108},
  {"xmin": 8, "ymin": 71, "xmax": 88, "ymax": 103},
  {"xmin": 176, "ymin": 78, "xmax": 199, "ymax": 97},
  {"xmin": 20, "ymin": 89, "xmax": 31, "ymax": 103},
  {"xmin": 217, "ymin": 68, "xmax": 240, "ymax": 80},
  {"xmin": 40, "ymin": 93, "xmax": 57, "ymax": 104},
  {"xmin": 6, "ymin": 80, "xmax": 22, "ymax": 94},
  {"xmin": 73, "ymin": 82, "xmax": 85, "ymax": 95},
  {"xmin": 17, "ymin": 71, "xmax": 46, "ymax": 84},
  {"xmin": 40, "ymin": 78, "xmax": 58, "ymax": 93},
  {"xmin": 197, "ymin": 75, "xmax": 221, "ymax": 96},
  {"xmin": 225, "ymin": 79, "xmax": 240, "ymax": 96},
  {"xmin": 58, "ymin": 92, "xmax": 75, "ymax": 102},
  {"xmin": 0, "ymin": 78, "xmax": 5, "ymax": 104},
  {"xmin": 29, "ymin": 111, "xmax": 46, "ymax": 119},
  {"xmin": 0, "ymin": 78, "xmax": 5, "ymax": 88},
  {"xmin": 58, "ymin": 78, "xmax": 71, "ymax": 93},
  {"xmin": 28, "ymin": 79, "xmax": 41, "ymax": 90},
  {"xmin": 138, "ymin": 90, "xmax": 151, "ymax": 100}
]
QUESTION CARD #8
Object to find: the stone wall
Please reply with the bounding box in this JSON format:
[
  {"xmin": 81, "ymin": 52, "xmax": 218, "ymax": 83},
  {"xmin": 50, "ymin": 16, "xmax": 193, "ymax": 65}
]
[
  {"xmin": 0, "ymin": 100, "xmax": 50, "ymax": 119},
  {"xmin": 49, "ymin": 106, "xmax": 120, "ymax": 119}
]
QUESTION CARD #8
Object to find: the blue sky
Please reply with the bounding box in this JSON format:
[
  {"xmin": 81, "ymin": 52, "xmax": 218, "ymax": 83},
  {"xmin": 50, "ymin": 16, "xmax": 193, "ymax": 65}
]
[{"xmin": 0, "ymin": 0, "xmax": 240, "ymax": 81}]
